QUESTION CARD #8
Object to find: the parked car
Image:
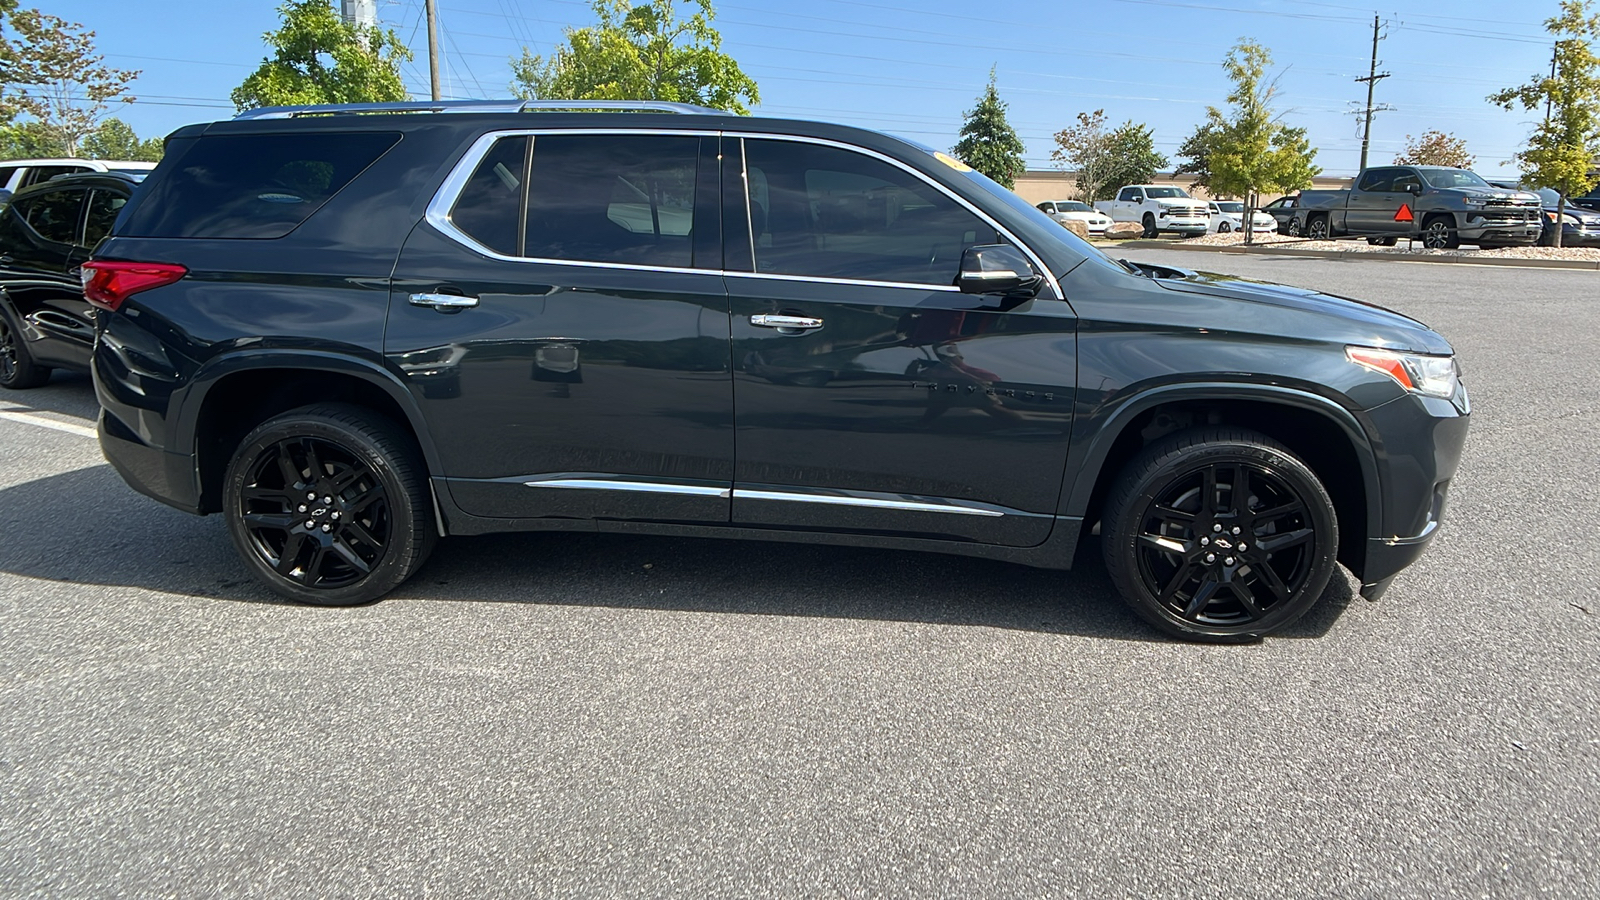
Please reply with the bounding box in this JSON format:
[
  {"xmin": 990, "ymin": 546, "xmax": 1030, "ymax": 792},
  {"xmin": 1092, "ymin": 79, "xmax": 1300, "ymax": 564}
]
[
  {"xmin": 1487, "ymin": 181, "xmax": 1600, "ymax": 247},
  {"xmin": 1206, "ymin": 200, "xmax": 1277, "ymax": 235},
  {"xmin": 1035, "ymin": 199, "xmax": 1113, "ymax": 234},
  {"xmin": 1095, "ymin": 185, "xmax": 1210, "ymax": 237},
  {"xmin": 1564, "ymin": 183, "xmax": 1600, "ymax": 214},
  {"xmin": 0, "ymin": 171, "xmax": 142, "ymax": 389},
  {"xmin": 1259, "ymin": 195, "xmax": 1301, "ymax": 233},
  {"xmin": 86, "ymin": 99, "xmax": 1468, "ymax": 642},
  {"xmin": 1293, "ymin": 165, "xmax": 1541, "ymax": 249},
  {"xmin": 0, "ymin": 158, "xmax": 156, "ymax": 203}
]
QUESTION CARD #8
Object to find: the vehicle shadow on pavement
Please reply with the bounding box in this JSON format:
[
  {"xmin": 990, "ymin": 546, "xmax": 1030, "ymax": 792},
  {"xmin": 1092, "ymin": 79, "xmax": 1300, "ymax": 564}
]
[{"xmin": 0, "ymin": 465, "xmax": 1353, "ymax": 642}]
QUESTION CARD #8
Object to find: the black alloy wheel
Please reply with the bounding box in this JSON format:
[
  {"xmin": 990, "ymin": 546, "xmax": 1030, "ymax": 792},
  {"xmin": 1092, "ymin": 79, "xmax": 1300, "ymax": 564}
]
[
  {"xmin": 224, "ymin": 404, "xmax": 435, "ymax": 605},
  {"xmin": 1287, "ymin": 218, "xmax": 1302, "ymax": 237},
  {"xmin": 0, "ymin": 304, "xmax": 51, "ymax": 389},
  {"xmin": 1306, "ymin": 216, "xmax": 1330, "ymax": 241},
  {"xmin": 1421, "ymin": 216, "xmax": 1457, "ymax": 250},
  {"xmin": 1103, "ymin": 428, "xmax": 1338, "ymax": 641}
]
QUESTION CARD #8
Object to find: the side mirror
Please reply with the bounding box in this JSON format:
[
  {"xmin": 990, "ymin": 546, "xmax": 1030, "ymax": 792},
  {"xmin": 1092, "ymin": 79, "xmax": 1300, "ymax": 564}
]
[
  {"xmin": 957, "ymin": 244, "xmax": 1042, "ymax": 297},
  {"xmin": 1408, "ymin": 183, "xmax": 1423, "ymax": 195}
]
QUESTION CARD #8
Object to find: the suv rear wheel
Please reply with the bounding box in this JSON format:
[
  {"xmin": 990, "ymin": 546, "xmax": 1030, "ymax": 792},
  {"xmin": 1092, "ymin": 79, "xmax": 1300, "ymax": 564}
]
[
  {"xmin": 0, "ymin": 303, "xmax": 51, "ymax": 389},
  {"xmin": 223, "ymin": 403, "xmax": 435, "ymax": 606},
  {"xmin": 1101, "ymin": 428, "xmax": 1339, "ymax": 642}
]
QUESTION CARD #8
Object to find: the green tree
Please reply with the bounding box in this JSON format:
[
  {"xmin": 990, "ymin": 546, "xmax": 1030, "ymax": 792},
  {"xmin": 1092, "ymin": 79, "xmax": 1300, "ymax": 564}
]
[
  {"xmin": 951, "ymin": 69, "xmax": 1025, "ymax": 189},
  {"xmin": 1187, "ymin": 40, "xmax": 1320, "ymax": 243},
  {"xmin": 1174, "ymin": 120, "xmax": 1221, "ymax": 192},
  {"xmin": 1489, "ymin": 0, "xmax": 1600, "ymax": 247},
  {"xmin": 1051, "ymin": 110, "xmax": 1113, "ymax": 203},
  {"xmin": 0, "ymin": 120, "xmax": 64, "ymax": 157},
  {"xmin": 80, "ymin": 117, "xmax": 162, "ymax": 161},
  {"xmin": 0, "ymin": 8, "xmax": 138, "ymax": 155},
  {"xmin": 1100, "ymin": 121, "xmax": 1167, "ymax": 197},
  {"xmin": 1053, "ymin": 110, "xmax": 1168, "ymax": 202},
  {"xmin": 511, "ymin": 0, "xmax": 758, "ymax": 114},
  {"xmin": 232, "ymin": 0, "xmax": 411, "ymax": 111},
  {"xmin": 1394, "ymin": 130, "xmax": 1475, "ymax": 168}
]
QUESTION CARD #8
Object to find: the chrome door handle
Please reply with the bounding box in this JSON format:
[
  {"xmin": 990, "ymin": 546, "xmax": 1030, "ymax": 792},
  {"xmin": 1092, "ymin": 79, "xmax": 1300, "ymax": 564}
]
[
  {"xmin": 409, "ymin": 292, "xmax": 478, "ymax": 311},
  {"xmin": 750, "ymin": 314, "xmax": 822, "ymax": 330}
]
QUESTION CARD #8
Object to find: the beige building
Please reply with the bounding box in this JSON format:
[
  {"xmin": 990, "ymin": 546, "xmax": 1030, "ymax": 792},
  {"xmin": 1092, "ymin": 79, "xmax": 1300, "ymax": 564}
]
[{"xmin": 1012, "ymin": 170, "xmax": 1353, "ymax": 206}]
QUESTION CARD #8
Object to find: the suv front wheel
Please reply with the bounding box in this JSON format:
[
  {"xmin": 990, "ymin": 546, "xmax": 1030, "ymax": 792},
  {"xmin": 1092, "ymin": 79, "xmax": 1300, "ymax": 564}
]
[
  {"xmin": 1101, "ymin": 428, "xmax": 1339, "ymax": 641},
  {"xmin": 223, "ymin": 404, "xmax": 436, "ymax": 606}
]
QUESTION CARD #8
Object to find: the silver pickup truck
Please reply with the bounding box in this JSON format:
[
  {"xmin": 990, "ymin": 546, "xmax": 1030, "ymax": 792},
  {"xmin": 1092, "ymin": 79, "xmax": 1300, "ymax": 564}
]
[{"xmin": 1291, "ymin": 165, "xmax": 1541, "ymax": 249}]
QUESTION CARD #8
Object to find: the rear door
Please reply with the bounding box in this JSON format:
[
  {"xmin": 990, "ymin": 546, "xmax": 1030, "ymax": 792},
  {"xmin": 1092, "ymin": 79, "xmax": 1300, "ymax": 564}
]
[
  {"xmin": 0, "ymin": 187, "xmax": 88, "ymax": 367},
  {"xmin": 722, "ymin": 136, "xmax": 1077, "ymax": 547},
  {"xmin": 385, "ymin": 130, "xmax": 736, "ymax": 522}
]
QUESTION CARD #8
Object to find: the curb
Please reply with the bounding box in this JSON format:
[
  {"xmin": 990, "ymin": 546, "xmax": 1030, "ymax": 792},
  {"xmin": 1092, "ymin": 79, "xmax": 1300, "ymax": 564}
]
[{"xmin": 1109, "ymin": 239, "xmax": 1600, "ymax": 271}]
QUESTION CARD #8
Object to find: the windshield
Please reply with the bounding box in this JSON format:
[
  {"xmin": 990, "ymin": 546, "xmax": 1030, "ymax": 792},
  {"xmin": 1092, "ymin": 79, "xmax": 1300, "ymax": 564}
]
[
  {"xmin": 1215, "ymin": 202, "xmax": 1243, "ymax": 213},
  {"xmin": 1418, "ymin": 167, "xmax": 1490, "ymax": 190},
  {"xmin": 1058, "ymin": 201, "xmax": 1092, "ymax": 211},
  {"xmin": 1144, "ymin": 187, "xmax": 1190, "ymax": 199},
  {"xmin": 950, "ymin": 163, "xmax": 1130, "ymax": 274}
]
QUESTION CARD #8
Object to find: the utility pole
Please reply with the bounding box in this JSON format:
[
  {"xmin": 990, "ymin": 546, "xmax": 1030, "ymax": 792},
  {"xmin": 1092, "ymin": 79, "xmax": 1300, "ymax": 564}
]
[
  {"xmin": 1355, "ymin": 14, "xmax": 1391, "ymax": 171},
  {"xmin": 1545, "ymin": 41, "xmax": 1559, "ymax": 122},
  {"xmin": 425, "ymin": 0, "xmax": 441, "ymax": 101}
]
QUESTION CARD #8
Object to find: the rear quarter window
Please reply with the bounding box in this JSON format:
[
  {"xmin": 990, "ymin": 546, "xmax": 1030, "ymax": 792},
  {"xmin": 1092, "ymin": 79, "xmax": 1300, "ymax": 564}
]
[{"xmin": 119, "ymin": 131, "xmax": 401, "ymax": 239}]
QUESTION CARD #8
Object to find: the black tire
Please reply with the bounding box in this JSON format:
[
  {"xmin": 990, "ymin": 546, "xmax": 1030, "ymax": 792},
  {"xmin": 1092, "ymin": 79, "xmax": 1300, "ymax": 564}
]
[
  {"xmin": 1537, "ymin": 228, "xmax": 1556, "ymax": 248},
  {"xmin": 1101, "ymin": 427, "xmax": 1339, "ymax": 642},
  {"xmin": 0, "ymin": 302, "xmax": 52, "ymax": 390},
  {"xmin": 223, "ymin": 403, "xmax": 436, "ymax": 606},
  {"xmin": 1142, "ymin": 213, "xmax": 1158, "ymax": 238},
  {"xmin": 1421, "ymin": 215, "xmax": 1459, "ymax": 250},
  {"xmin": 1287, "ymin": 218, "xmax": 1302, "ymax": 237},
  {"xmin": 1217, "ymin": 220, "xmax": 1232, "ymax": 234},
  {"xmin": 1305, "ymin": 215, "xmax": 1330, "ymax": 241},
  {"xmin": 1366, "ymin": 236, "xmax": 1397, "ymax": 246}
]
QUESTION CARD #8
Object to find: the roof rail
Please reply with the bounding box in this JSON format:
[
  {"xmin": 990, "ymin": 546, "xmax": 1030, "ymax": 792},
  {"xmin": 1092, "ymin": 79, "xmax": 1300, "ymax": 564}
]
[{"xmin": 234, "ymin": 99, "xmax": 729, "ymax": 120}]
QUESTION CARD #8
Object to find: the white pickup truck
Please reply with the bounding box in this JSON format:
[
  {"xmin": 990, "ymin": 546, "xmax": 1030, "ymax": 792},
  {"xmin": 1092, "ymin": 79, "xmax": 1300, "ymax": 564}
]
[{"xmin": 1095, "ymin": 185, "xmax": 1211, "ymax": 237}]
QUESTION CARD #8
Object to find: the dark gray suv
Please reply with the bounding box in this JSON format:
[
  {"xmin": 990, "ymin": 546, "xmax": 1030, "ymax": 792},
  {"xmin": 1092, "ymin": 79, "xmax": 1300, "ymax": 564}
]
[{"xmin": 85, "ymin": 100, "xmax": 1468, "ymax": 641}]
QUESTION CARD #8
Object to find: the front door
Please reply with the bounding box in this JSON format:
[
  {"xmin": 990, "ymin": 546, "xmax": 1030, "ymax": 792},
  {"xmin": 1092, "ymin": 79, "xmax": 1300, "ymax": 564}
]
[
  {"xmin": 386, "ymin": 131, "xmax": 735, "ymax": 523},
  {"xmin": 1348, "ymin": 167, "xmax": 1411, "ymax": 236},
  {"xmin": 723, "ymin": 137, "xmax": 1077, "ymax": 547}
]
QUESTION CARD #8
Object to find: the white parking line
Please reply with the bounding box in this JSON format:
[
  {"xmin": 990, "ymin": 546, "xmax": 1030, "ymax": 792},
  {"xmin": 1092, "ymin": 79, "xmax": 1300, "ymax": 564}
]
[{"xmin": 0, "ymin": 401, "xmax": 98, "ymax": 439}]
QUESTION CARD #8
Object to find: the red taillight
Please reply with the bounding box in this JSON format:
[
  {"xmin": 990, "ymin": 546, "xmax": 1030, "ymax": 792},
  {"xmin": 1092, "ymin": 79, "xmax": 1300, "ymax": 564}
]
[{"xmin": 80, "ymin": 260, "xmax": 187, "ymax": 312}]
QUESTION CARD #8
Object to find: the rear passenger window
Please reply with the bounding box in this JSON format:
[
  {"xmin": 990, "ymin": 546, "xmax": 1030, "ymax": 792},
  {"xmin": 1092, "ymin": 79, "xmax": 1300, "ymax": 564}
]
[
  {"xmin": 450, "ymin": 135, "xmax": 528, "ymax": 256},
  {"xmin": 83, "ymin": 190, "xmax": 127, "ymax": 247},
  {"xmin": 740, "ymin": 139, "xmax": 997, "ymax": 285},
  {"xmin": 522, "ymin": 134, "xmax": 699, "ymax": 267},
  {"xmin": 119, "ymin": 131, "xmax": 401, "ymax": 239}
]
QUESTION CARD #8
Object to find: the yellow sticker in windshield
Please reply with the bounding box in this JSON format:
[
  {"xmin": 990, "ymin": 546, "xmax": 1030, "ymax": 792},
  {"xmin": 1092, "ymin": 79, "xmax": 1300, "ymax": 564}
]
[{"xmin": 934, "ymin": 152, "xmax": 972, "ymax": 172}]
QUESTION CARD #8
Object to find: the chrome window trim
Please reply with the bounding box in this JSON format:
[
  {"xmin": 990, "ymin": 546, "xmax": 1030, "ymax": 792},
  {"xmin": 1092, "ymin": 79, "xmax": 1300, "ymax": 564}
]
[
  {"xmin": 727, "ymin": 132, "xmax": 1062, "ymax": 300},
  {"xmin": 425, "ymin": 128, "xmax": 1062, "ymax": 299},
  {"xmin": 524, "ymin": 475, "xmax": 731, "ymax": 498},
  {"xmin": 733, "ymin": 488, "xmax": 1007, "ymax": 518}
]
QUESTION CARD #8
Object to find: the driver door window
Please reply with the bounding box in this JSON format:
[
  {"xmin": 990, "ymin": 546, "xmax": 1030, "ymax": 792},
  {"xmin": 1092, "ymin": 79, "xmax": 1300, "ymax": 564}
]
[{"xmin": 738, "ymin": 139, "xmax": 996, "ymax": 286}]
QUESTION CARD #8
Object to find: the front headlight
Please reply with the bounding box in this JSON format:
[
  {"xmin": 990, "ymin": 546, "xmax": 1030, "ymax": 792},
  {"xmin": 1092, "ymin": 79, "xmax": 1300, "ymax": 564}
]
[
  {"xmin": 1463, "ymin": 197, "xmax": 1490, "ymax": 207},
  {"xmin": 1346, "ymin": 346, "xmax": 1458, "ymax": 398}
]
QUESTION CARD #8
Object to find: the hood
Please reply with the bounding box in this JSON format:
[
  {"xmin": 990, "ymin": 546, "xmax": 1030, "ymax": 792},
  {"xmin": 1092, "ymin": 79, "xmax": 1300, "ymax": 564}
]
[
  {"xmin": 1137, "ymin": 265, "xmax": 1453, "ymax": 355},
  {"xmin": 1455, "ymin": 186, "xmax": 1541, "ymax": 205}
]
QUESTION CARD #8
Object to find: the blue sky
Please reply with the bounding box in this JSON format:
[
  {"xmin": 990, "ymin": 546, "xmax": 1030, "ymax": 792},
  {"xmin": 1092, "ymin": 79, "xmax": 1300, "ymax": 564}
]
[{"xmin": 66, "ymin": 0, "xmax": 1564, "ymax": 178}]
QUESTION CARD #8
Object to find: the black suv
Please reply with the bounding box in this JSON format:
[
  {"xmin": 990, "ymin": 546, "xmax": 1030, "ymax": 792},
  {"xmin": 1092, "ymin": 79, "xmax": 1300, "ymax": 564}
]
[
  {"xmin": 1, "ymin": 171, "xmax": 140, "ymax": 388},
  {"xmin": 87, "ymin": 100, "xmax": 1469, "ymax": 641}
]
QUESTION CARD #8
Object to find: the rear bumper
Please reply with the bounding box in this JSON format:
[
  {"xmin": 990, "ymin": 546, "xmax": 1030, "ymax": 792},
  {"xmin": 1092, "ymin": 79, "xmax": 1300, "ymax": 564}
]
[{"xmin": 98, "ymin": 409, "xmax": 202, "ymax": 514}]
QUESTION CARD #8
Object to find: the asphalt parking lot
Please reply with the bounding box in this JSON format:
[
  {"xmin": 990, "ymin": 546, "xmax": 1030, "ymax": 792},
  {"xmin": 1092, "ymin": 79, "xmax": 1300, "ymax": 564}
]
[{"xmin": 2, "ymin": 251, "xmax": 1596, "ymax": 898}]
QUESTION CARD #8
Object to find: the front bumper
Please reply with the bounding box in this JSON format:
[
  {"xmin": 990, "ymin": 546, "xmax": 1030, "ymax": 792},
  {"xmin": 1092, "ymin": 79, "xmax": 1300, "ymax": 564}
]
[
  {"xmin": 1159, "ymin": 216, "xmax": 1209, "ymax": 234},
  {"xmin": 1459, "ymin": 211, "xmax": 1541, "ymax": 244},
  {"xmin": 1356, "ymin": 380, "xmax": 1470, "ymax": 592}
]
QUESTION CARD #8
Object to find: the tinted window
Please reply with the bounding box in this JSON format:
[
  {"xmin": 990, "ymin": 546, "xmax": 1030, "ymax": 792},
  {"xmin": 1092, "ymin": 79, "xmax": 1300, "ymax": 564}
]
[
  {"xmin": 22, "ymin": 166, "xmax": 87, "ymax": 188},
  {"xmin": 1390, "ymin": 171, "xmax": 1422, "ymax": 193},
  {"xmin": 17, "ymin": 189, "xmax": 84, "ymax": 244},
  {"xmin": 523, "ymin": 134, "xmax": 699, "ymax": 267},
  {"xmin": 120, "ymin": 131, "xmax": 401, "ymax": 239},
  {"xmin": 1118, "ymin": 188, "xmax": 1139, "ymax": 201},
  {"xmin": 1357, "ymin": 168, "xmax": 1398, "ymax": 192},
  {"xmin": 0, "ymin": 167, "xmax": 16, "ymax": 190},
  {"xmin": 1417, "ymin": 167, "xmax": 1490, "ymax": 189},
  {"xmin": 450, "ymin": 135, "xmax": 528, "ymax": 256},
  {"xmin": 83, "ymin": 189, "xmax": 128, "ymax": 247},
  {"xmin": 741, "ymin": 139, "xmax": 997, "ymax": 285}
]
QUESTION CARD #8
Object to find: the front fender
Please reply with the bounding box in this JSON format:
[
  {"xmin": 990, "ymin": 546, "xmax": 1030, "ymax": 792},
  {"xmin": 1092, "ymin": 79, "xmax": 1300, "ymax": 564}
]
[{"xmin": 1061, "ymin": 381, "xmax": 1383, "ymax": 541}]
